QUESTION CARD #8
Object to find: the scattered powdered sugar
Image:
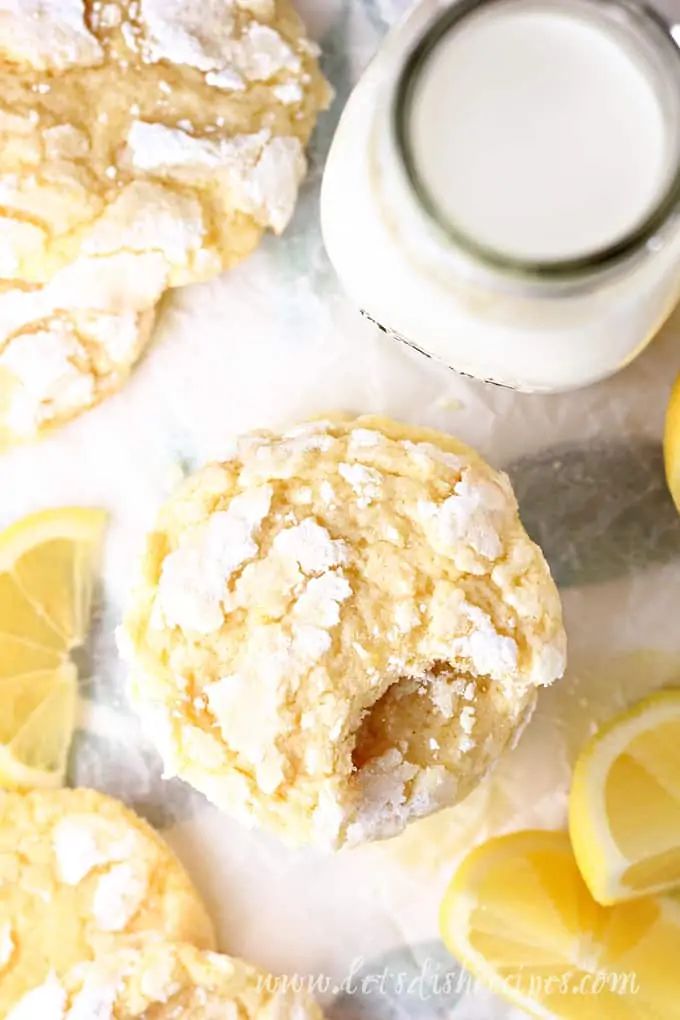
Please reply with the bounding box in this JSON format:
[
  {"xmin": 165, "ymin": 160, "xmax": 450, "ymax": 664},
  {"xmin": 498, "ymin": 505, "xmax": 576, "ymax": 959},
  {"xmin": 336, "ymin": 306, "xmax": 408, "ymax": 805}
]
[
  {"xmin": 85, "ymin": 312, "xmax": 144, "ymax": 366},
  {"xmin": 158, "ymin": 485, "xmax": 272, "ymax": 632},
  {"xmin": 293, "ymin": 623, "xmax": 331, "ymax": 663},
  {"xmin": 419, "ymin": 468, "xmax": 512, "ymax": 561},
  {"xmin": 427, "ymin": 676, "xmax": 456, "ymax": 719},
  {"xmin": 293, "ymin": 571, "xmax": 352, "ymax": 628},
  {"xmin": 206, "ymin": 670, "xmax": 286, "ymax": 792},
  {"xmin": 236, "ymin": 431, "xmax": 335, "ymax": 483},
  {"xmin": 345, "ymin": 750, "xmax": 417, "ymax": 845},
  {"xmin": 452, "ymin": 601, "xmax": 519, "ymax": 677},
  {"xmin": 272, "ymin": 519, "xmax": 348, "ymax": 574},
  {"xmin": 139, "ymin": 0, "xmax": 299, "ymax": 82},
  {"xmin": 0, "ymin": 326, "xmax": 94, "ymax": 436},
  {"xmin": 273, "ymin": 80, "xmax": 304, "ymax": 104},
  {"xmin": 530, "ymin": 638, "xmax": 567, "ymax": 687},
  {"xmin": 392, "ymin": 600, "xmax": 419, "ymax": 634},
  {"xmin": 139, "ymin": 0, "xmax": 237, "ymax": 71},
  {"xmin": 242, "ymin": 135, "xmax": 307, "ymax": 233},
  {"xmin": 53, "ymin": 815, "xmax": 139, "ymax": 885},
  {"xmin": 459, "ymin": 705, "xmax": 476, "ymax": 734},
  {"xmin": 126, "ymin": 122, "xmax": 306, "ymax": 233},
  {"xmin": 6, "ymin": 972, "xmax": 66, "ymax": 1020},
  {"xmin": 207, "ymin": 673, "xmax": 274, "ymax": 745},
  {"xmin": 83, "ymin": 181, "xmax": 206, "ymax": 268},
  {"xmin": 401, "ymin": 440, "xmax": 464, "ymax": 473},
  {"xmin": 0, "ymin": 0, "xmax": 103, "ymax": 71},
  {"xmin": 346, "ymin": 750, "xmax": 458, "ymax": 847},
  {"xmin": 0, "ymin": 922, "xmax": 14, "ymax": 970},
  {"xmin": 338, "ymin": 462, "xmax": 383, "ymax": 508},
  {"xmin": 139, "ymin": 953, "xmax": 182, "ymax": 1002},
  {"xmin": 319, "ymin": 481, "xmax": 336, "ymax": 507},
  {"xmin": 348, "ymin": 428, "xmax": 384, "ymax": 451},
  {"xmin": 233, "ymin": 22, "xmax": 300, "ymax": 81},
  {"xmin": 92, "ymin": 862, "xmax": 149, "ymax": 932},
  {"xmin": 205, "ymin": 67, "xmax": 245, "ymax": 90},
  {"xmin": 67, "ymin": 971, "xmax": 121, "ymax": 1020}
]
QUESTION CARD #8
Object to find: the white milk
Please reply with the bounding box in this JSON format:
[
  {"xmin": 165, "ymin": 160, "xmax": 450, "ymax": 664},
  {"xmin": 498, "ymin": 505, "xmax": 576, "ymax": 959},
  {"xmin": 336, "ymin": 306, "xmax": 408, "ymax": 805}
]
[
  {"xmin": 409, "ymin": 4, "xmax": 670, "ymax": 262},
  {"xmin": 322, "ymin": 0, "xmax": 680, "ymax": 392}
]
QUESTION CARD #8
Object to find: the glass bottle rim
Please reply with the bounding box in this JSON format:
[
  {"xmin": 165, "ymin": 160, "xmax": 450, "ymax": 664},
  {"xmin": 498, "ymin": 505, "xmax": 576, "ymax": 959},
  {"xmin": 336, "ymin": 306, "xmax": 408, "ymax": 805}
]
[{"xmin": 393, "ymin": 0, "xmax": 680, "ymax": 281}]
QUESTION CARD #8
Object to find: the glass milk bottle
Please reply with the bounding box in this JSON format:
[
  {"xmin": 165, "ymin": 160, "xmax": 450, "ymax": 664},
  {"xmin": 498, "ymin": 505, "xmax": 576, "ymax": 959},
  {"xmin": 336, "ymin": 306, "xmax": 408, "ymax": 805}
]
[{"xmin": 321, "ymin": 0, "xmax": 680, "ymax": 392}]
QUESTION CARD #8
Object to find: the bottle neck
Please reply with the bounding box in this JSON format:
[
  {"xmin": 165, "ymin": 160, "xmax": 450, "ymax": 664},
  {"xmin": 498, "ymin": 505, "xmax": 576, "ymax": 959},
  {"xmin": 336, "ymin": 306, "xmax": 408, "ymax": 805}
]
[{"xmin": 390, "ymin": 0, "xmax": 680, "ymax": 286}]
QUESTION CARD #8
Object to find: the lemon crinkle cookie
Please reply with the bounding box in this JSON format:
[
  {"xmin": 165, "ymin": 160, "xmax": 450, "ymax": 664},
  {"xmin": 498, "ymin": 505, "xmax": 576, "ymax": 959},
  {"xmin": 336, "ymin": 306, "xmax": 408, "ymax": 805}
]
[
  {"xmin": 122, "ymin": 416, "xmax": 566, "ymax": 849},
  {"xmin": 0, "ymin": 264, "xmax": 157, "ymax": 442},
  {"xmin": 0, "ymin": 788, "xmax": 215, "ymax": 1016},
  {"xmin": 7, "ymin": 941, "xmax": 324, "ymax": 1019},
  {"xmin": 0, "ymin": 0, "xmax": 330, "ymax": 440}
]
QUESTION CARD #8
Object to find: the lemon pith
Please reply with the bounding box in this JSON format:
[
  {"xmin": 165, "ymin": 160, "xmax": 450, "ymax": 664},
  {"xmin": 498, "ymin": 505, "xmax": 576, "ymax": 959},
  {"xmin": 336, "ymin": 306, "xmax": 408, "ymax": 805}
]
[
  {"xmin": 569, "ymin": 689, "xmax": 680, "ymax": 905},
  {"xmin": 0, "ymin": 508, "xmax": 106, "ymax": 788},
  {"xmin": 440, "ymin": 829, "xmax": 680, "ymax": 1019}
]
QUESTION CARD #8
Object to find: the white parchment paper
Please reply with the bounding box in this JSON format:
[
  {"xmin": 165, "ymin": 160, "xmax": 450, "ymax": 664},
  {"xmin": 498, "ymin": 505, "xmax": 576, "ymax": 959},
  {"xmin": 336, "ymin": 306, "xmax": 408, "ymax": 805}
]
[{"xmin": 1, "ymin": 2, "xmax": 679, "ymax": 1017}]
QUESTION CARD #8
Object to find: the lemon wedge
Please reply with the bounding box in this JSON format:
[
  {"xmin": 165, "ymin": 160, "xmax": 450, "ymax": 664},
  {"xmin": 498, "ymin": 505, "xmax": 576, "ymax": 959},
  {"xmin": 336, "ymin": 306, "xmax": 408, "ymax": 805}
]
[
  {"xmin": 664, "ymin": 373, "xmax": 680, "ymax": 512},
  {"xmin": 569, "ymin": 689, "xmax": 680, "ymax": 905},
  {"xmin": 440, "ymin": 829, "xmax": 680, "ymax": 1019},
  {"xmin": 0, "ymin": 507, "xmax": 106, "ymax": 788}
]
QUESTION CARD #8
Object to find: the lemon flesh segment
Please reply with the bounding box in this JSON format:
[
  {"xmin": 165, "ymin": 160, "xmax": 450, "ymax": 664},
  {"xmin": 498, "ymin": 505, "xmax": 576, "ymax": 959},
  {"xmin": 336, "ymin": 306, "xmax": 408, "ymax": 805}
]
[
  {"xmin": 0, "ymin": 507, "xmax": 106, "ymax": 643},
  {"xmin": 569, "ymin": 689, "xmax": 680, "ymax": 905},
  {"xmin": 440, "ymin": 829, "xmax": 680, "ymax": 1020},
  {"xmin": 0, "ymin": 507, "xmax": 106, "ymax": 789},
  {"xmin": 0, "ymin": 635, "xmax": 62, "ymax": 678},
  {"xmin": 0, "ymin": 664, "xmax": 77, "ymax": 789},
  {"xmin": 664, "ymin": 373, "xmax": 680, "ymax": 512}
]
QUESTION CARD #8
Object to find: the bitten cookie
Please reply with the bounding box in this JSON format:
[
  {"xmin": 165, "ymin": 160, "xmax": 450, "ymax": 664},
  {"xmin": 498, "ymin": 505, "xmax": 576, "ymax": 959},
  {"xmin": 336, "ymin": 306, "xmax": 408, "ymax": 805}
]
[
  {"xmin": 122, "ymin": 415, "xmax": 566, "ymax": 848},
  {"xmin": 7, "ymin": 941, "xmax": 325, "ymax": 1019},
  {"xmin": 0, "ymin": 788, "xmax": 215, "ymax": 1015}
]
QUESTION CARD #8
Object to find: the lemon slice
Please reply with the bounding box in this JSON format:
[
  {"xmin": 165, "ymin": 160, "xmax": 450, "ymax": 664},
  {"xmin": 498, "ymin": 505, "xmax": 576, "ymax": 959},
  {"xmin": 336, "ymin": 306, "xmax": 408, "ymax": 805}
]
[
  {"xmin": 569, "ymin": 689, "xmax": 680, "ymax": 905},
  {"xmin": 440, "ymin": 829, "xmax": 680, "ymax": 1019},
  {"xmin": 0, "ymin": 507, "xmax": 106, "ymax": 788},
  {"xmin": 664, "ymin": 373, "xmax": 680, "ymax": 512}
]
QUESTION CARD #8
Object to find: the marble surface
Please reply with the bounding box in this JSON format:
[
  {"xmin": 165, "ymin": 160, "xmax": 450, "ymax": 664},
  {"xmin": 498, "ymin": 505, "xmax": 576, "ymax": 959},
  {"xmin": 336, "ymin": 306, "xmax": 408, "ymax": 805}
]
[{"xmin": 1, "ymin": 2, "xmax": 680, "ymax": 1016}]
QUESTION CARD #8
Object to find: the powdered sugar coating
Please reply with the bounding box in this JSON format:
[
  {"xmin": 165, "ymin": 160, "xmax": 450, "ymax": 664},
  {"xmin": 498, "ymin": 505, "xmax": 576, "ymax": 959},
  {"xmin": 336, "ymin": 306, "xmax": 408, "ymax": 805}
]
[
  {"xmin": 0, "ymin": 0, "xmax": 103, "ymax": 71},
  {"xmin": 6, "ymin": 972, "xmax": 66, "ymax": 1020},
  {"xmin": 123, "ymin": 415, "xmax": 566, "ymax": 848},
  {"xmin": 14, "ymin": 942, "xmax": 324, "ymax": 1019},
  {"xmin": 92, "ymin": 863, "xmax": 149, "ymax": 932},
  {"xmin": 0, "ymin": 923, "xmax": 14, "ymax": 971},
  {"xmin": 0, "ymin": 789, "xmax": 214, "ymax": 1017},
  {"xmin": 0, "ymin": 0, "xmax": 330, "ymax": 442}
]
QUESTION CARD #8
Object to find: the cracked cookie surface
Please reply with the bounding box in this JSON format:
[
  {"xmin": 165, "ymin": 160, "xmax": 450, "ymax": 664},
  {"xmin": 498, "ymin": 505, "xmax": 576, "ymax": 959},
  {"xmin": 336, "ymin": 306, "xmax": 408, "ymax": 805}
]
[
  {"xmin": 0, "ymin": 0, "xmax": 329, "ymax": 284},
  {"xmin": 122, "ymin": 415, "xmax": 566, "ymax": 849},
  {"xmin": 8, "ymin": 941, "xmax": 325, "ymax": 1019},
  {"xmin": 0, "ymin": 264, "xmax": 157, "ymax": 443},
  {"xmin": 0, "ymin": 0, "xmax": 330, "ymax": 441},
  {"xmin": 0, "ymin": 788, "xmax": 215, "ymax": 1016}
]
